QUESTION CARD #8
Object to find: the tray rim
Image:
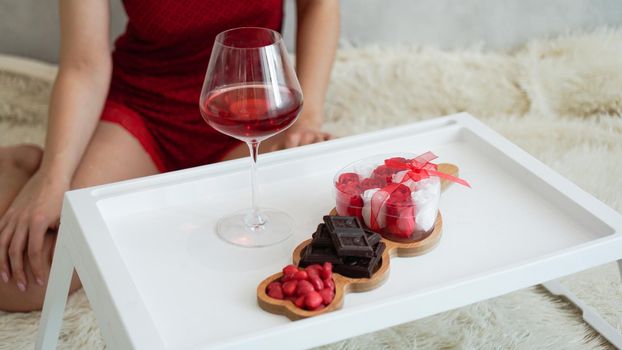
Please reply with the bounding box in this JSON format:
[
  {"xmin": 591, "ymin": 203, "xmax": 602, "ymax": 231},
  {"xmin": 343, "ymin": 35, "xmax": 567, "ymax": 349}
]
[{"xmin": 60, "ymin": 112, "xmax": 622, "ymax": 350}]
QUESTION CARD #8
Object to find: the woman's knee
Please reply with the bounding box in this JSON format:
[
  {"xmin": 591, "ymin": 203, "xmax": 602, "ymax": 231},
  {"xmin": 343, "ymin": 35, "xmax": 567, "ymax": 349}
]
[
  {"xmin": 0, "ymin": 282, "xmax": 46, "ymax": 312},
  {"xmin": 0, "ymin": 233, "xmax": 81, "ymax": 312},
  {"xmin": 0, "ymin": 272, "xmax": 80, "ymax": 312},
  {"xmin": 0, "ymin": 144, "xmax": 43, "ymax": 172}
]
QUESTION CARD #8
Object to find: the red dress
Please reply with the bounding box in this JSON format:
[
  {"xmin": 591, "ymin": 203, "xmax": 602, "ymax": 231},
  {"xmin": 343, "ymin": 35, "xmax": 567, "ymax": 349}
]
[{"xmin": 101, "ymin": 0, "xmax": 284, "ymax": 172}]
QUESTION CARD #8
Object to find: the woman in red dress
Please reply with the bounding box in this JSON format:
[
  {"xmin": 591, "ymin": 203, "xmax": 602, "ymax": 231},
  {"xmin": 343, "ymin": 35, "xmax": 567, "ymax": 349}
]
[{"xmin": 0, "ymin": 0, "xmax": 339, "ymax": 311}]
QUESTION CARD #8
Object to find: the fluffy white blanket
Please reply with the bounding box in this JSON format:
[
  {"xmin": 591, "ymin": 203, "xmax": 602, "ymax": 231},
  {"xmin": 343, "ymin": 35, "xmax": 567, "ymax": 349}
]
[{"xmin": 0, "ymin": 29, "xmax": 621, "ymax": 349}]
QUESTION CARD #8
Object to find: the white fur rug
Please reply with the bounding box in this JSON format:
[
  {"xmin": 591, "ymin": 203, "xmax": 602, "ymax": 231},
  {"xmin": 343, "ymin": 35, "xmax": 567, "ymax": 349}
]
[{"xmin": 1, "ymin": 29, "xmax": 621, "ymax": 349}]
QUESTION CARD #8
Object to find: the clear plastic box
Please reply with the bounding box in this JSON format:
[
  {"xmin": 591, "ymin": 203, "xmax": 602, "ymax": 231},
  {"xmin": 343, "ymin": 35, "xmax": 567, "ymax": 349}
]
[{"xmin": 334, "ymin": 153, "xmax": 441, "ymax": 242}]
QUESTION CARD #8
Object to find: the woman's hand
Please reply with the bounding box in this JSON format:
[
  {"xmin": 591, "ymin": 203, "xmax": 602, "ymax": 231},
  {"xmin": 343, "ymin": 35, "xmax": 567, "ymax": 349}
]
[
  {"xmin": 264, "ymin": 113, "xmax": 332, "ymax": 152},
  {"xmin": 0, "ymin": 169, "xmax": 68, "ymax": 291}
]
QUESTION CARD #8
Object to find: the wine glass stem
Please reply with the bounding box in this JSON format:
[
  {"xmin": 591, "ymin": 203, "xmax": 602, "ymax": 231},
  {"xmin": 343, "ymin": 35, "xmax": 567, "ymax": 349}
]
[{"xmin": 246, "ymin": 140, "xmax": 266, "ymax": 228}]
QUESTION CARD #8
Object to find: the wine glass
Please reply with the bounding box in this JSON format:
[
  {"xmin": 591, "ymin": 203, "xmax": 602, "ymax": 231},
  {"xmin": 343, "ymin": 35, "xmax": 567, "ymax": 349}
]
[{"xmin": 199, "ymin": 27, "xmax": 303, "ymax": 247}]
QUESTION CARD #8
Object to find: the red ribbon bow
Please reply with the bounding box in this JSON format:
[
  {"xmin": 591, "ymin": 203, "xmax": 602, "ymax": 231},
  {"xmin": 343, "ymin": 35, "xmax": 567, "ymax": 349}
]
[
  {"xmin": 385, "ymin": 151, "xmax": 471, "ymax": 188},
  {"xmin": 368, "ymin": 152, "xmax": 470, "ymax": 234}
]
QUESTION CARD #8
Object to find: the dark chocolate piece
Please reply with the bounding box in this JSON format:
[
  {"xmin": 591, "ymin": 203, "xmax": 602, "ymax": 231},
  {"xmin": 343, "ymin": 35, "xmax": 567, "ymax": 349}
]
[
  {"xmin": 333, "ymin": 258, "xmax": 369, "ymax": 278},
  {"xmin": 311, "ymin": 224, "xmax": 333, "ymax": 248},
  {"xmin": 302, "ymin": 216, "xmax": 385, "ymax": 278},
  {"xmin": 373, "ymin": 241, "xmax": 386, "ymax": 260},
  {"xmin": 299, "ymin": 245, "xmax": 343, "ymax": 267},
  {"xmin": 363, "ymin": 229, "xmax": 381, "ymax": 246},
  {"xmin": 323, "ymin": 215, "xmax": 364, "ymax": 234},
  {"xmin": 368, "ymin": 242, "xmax": 386, "ymax": 273},
  {"xmin": 333, "ymin": 242, "xmax": 386, "ymax": 278},
  {"xmin": 330, "ymin": 231, "xmax": 374, "ymax": 258}
]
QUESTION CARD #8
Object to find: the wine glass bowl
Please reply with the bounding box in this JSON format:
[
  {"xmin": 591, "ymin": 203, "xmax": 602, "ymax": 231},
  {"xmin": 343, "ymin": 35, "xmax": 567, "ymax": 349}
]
[
  {"xmin": 200, "ymin": 83, "xmax": 302, "ymax": 142},
  {"xmin": 199, "ymin": 27, "xmax": 303, "ymax": 247}
]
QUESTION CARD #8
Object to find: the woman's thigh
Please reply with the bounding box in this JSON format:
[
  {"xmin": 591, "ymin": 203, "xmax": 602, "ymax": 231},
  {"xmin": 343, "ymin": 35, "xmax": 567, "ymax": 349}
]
[
  {"xmin": 71, "ymin": 121, "xmax": 159, "ymax": 188},
  {"xmin": 0, "ymin": 121, "xmax": 159, "ymax": 312}
]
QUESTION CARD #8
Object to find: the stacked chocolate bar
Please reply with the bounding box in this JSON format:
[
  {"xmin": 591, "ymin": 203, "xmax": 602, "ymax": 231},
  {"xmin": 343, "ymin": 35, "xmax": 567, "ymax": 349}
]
[{"xmin": 299, "ymin": 216, "xmax": 385, "ymax": 278}]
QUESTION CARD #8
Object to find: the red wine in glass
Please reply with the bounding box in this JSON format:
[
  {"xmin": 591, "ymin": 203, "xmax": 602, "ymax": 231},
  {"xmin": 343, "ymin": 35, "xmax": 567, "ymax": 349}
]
[
  {"xmin": 201, "ymin": 84, "xmax": 302, "ymax": 141},
  {"xmin": 199, "ymin": 27, "xmax": 303, "ymax": 247}
]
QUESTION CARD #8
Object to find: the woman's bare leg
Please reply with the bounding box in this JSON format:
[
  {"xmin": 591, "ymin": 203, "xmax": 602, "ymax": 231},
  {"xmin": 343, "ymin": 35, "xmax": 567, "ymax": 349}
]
[
  {"xmin": 0, "ymin": 145, "xmax": 43, "ymax": 215},
  {"xmin": 0, "ymin": 232, "xmax": 71, "ymax": 312},
  {"xmin": 0, "ymin": 121, "xmax": 158, "ymax": 312}
]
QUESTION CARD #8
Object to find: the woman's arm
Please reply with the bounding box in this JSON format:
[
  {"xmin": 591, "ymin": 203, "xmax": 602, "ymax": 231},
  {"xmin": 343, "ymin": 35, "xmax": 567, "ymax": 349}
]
[
  {"xmin": 265, "ymin": 0, "xmax": 339, "ymax": 151},
  {"xmin": 294, "ymin": 0, "xmax": 339, "ymax": 130},
  {"xmin": 44, "ymin": 0, "xmax": 112, "ymax": 181},
  {"xmin": 0, "ymin": 0, "xmax": 112, "ymax": 291}
]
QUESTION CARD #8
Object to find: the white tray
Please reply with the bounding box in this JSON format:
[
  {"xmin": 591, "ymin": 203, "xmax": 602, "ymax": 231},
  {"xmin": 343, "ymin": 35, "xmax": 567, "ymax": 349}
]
[{"xmin": 59, "ymin": 113, "xmax": 622, "ymax": 349}]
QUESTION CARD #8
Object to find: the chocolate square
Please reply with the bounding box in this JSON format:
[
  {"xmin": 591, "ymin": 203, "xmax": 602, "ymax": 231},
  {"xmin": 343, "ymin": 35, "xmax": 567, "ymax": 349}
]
[
  {"xmin": 311, "ymin": 224, "xmax": 333, "ymax": 248},
  {"xmin": 333, "ymin": 257, "xmax": 370, "ymax": 278},
  {"xmin": 367, "ymin": 241, "xmax": 385, "ymax": 272},
  {"xmin": 323, "ymin": 215, "xmax": 364, "ymax": 234},
  {"xmin": 299, "ymin": 245, "xmax": 343, "ymax": 267},
  {"xmin": 372, "ymin": 241, "xmax": 386, "ymax": 258},
  {"xmin": 333, "ymin": 242, "xmax": 386, "ymax": 278},
  {"xmin": 363, "ymin": 229, "xmax": 381, "ymax": 246},
  {"xmin": 330, "ymin": 231, "xmax": 374, "ymax": 258}
]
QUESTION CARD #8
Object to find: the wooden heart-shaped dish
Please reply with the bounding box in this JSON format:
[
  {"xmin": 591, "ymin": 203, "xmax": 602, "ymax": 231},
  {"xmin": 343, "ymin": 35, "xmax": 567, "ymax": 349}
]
[{"xmin": 256, "ymin": 163, "xmax": 457, "ymax": 320}]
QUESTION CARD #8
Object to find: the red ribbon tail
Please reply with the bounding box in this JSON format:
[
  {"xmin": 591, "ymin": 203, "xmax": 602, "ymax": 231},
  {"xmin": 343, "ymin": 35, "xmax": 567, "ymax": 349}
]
[
  {"xmin": 413, "ymin": 151, "xmax": 438, "ymax": 164},
  {"xmin": 370, "ymin": 183, "xmax": 403, "ymax": 229},
  {"xmin": 428, "ymin": 170, "xmax": 471, "ymax": 188},
  {"xmin": 370, "ymin": 190, "xmax": 389, "ymax": 230}
]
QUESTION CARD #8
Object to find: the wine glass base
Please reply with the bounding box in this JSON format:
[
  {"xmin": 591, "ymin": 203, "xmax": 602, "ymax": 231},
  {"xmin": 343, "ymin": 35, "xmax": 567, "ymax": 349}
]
[{"xmin": 216, "ymin": 208, "xmax": 294, "ymax": 247}]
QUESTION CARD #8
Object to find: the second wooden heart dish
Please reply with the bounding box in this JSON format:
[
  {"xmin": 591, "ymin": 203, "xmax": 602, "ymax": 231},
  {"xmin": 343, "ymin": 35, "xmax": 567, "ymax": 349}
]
[{"xmin": 256, "ymin": 163, "xmax": 457, "ymax": 320}]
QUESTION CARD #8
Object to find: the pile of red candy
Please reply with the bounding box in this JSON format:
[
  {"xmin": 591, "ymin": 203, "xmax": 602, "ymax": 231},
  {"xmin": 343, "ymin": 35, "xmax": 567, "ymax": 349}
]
[{"xmin": 266, "ymin": 263, "xmax": 336, "ymax": 311}]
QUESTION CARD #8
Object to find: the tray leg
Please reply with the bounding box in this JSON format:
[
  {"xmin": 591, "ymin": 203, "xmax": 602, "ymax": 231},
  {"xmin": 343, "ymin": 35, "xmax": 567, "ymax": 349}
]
[
  {"xmin": 34, "ymin": 229, "xmax": 75, "ymax": 350},
  {"xmin": 542, "ymin": 279, "xmax": 622, "ymax": 348}
]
